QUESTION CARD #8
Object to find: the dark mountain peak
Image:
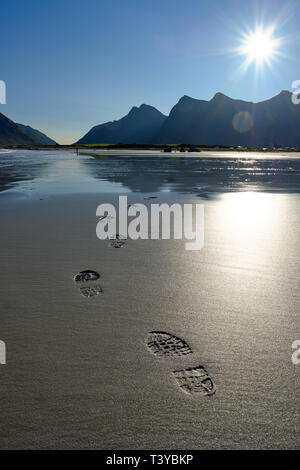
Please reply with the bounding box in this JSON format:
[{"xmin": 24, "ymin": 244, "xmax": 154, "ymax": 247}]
[
  {"xmin": 180, "ymin": 95, "xmax": 194, "ymax": 101},
  {"xmin": 139, "ymin": 103, "xmax": 152, "ymax": 110},
  {"xmin": 128, "ymin": 103, "xmax": 165, "ymax": 117},
  {"xmin": 127, "ymin": 105, "xmax": 140, "ymax": 117},
  {"xmin": 279, "ymin": 89, "xmax": 291, "ymax": 96},
  {"xmin": 211, "ymin": 92, "xmax": 231, "ymax": 102},
  {"xmin": 0, "ymin": 112, "xmax": 56, "ymax": 146},
  {"xmin": 271, "ymin": 90, "xmax": 292, "ymax": 100},
  {"xmin": 276, "ymin": 89, "xmax": 292, "ymax": 101},
  {"xmin": 76, "ymin": 103, "xmax": 166, "ymax": 144},
  {"xmin": 173, "ymin": 95, "xmax": 206, "ymax": 114},
  {"xmin": 264, "ymin": 89, "xmax": 292, "ymax": 105},
  {"xmin": 178, "ymin": 95, "xmax": 200, "ymax": 104}
]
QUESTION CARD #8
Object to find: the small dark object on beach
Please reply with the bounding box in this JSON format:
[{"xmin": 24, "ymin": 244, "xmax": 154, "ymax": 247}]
[{"xmin": 196, "ymin": 192, "xmax": 209, "ymax": 199}]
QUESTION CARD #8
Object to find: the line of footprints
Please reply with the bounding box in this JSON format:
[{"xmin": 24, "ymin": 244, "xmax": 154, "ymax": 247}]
[
  {"xmin": 146, "ymin": 331, "xmax": 216, "ymax": 397},
  {"xmin": 72, "ymin": 224, "xmax": 215, "ymax": 396}
]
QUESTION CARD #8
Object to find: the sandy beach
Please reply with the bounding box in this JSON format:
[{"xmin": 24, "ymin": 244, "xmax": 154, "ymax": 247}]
[{"xmin": 0, "ymin": 150, "xmax": 299, "ymax": 449}]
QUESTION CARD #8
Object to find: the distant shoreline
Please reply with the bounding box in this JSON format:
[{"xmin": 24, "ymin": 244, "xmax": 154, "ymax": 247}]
[{"xmin": 1, "ymin": 143, "xmax": 300, "ymax": 153}]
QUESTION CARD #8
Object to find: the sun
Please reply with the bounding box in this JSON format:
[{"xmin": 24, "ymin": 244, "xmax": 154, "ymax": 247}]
[
  {"xmin": 239, "ymin": 27, "xmax": 279, "ymax": 65},
  {"xmin": 244, "ymin": 32, "xmax": 275, "ymax": 61}
]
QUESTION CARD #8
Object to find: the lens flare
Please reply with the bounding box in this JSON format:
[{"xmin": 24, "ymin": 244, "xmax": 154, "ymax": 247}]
[{"xmin": 232, "ymin": 111, "xmax": 253, "ymax": 133}]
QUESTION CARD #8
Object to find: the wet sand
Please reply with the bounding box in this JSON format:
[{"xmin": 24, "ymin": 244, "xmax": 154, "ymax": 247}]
[{"xmin": 0, "ymin": 187, "xmax": 299, "ymax": 449}]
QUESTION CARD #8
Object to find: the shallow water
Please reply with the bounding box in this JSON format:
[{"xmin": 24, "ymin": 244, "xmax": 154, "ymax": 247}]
[{"xmin": 2, "ymin": 149, "xmax": 300, "ymax": 197}]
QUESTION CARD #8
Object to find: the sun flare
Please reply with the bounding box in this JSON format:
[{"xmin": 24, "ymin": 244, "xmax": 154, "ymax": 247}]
[
  {"xmin": 238, "ymin": 27, "xmax": 280, "ymax": 67},
  {"xmin": 244, "ymin": 32, "xmax": 274, "ymax": 61}
]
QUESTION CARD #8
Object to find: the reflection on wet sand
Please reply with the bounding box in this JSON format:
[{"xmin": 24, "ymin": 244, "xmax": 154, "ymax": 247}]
[
  {"xmin": 87, "ymin": 154, "xmax": 300, "ymax": 194},
  {"xmin": 2, "ymin": 149, "xmax": 300, "ymax": 195}
]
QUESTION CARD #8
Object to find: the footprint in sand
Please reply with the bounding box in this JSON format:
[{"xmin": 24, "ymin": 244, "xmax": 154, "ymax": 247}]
[
  {"xmin": 73, "ymin": 270, "xmax": 103, "ymax": 298},
  {"xmin": 172, "ymin": 366, "xmax": 215, "ymax": 396},
  {"xmin": 146, "ymin": 330, "xmax": 216, "ymax": 397},
  {"xmin": 147, "ymin": 331, "xmax": 193, "ymax": 357},
  {"xmin": 109, "ymin": 234, "xmax": 127, "ymax": 248}
]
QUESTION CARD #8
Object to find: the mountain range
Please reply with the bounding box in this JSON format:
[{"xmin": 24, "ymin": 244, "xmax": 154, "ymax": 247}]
[
  {"xmin": 1, "ymin": 90, "xmax": 299, "ymax": 147},
  {"xmin": 0, "ymin": 112, "xmax": 56, "ymax": 146},
  {"xmin": 76, "ymin": 90, "xmax": 300, "ymax": 148}
]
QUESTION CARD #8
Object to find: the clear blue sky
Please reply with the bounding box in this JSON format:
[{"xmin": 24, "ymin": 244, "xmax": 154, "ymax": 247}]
[{"xmin": 1, "ymin": 0, "xmax": 299, "ymax": 143}]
